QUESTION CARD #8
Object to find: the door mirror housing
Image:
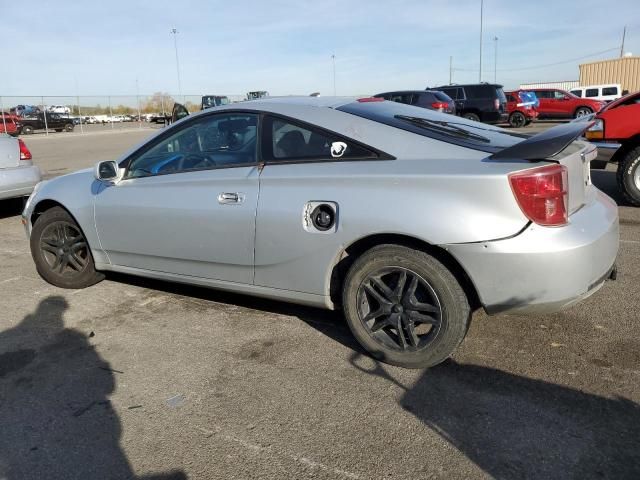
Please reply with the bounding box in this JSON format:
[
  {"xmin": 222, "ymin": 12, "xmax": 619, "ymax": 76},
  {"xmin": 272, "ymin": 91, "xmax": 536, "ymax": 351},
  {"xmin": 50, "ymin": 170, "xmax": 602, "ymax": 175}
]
[{"xmin": 94, "ymin": 160, "xmax": 122, "ymax": 183}]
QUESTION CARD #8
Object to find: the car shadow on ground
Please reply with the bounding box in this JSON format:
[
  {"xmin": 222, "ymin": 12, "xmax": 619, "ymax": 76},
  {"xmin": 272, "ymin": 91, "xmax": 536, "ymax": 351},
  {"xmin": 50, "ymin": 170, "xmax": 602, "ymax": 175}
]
[
  {"xmin": 0, "ymin": 197, "xmax": 25, "ymax": 220},
  {"xmin": 105, "ymin": 272, "xmax": 366, "ymax": 355},
  {"xmin": 349, "ymin": 353, "xmax": 640, "ymax": 479},
  {"xmin": 0, "ymin": 296, "xmax": 187, "ymax": 480}
]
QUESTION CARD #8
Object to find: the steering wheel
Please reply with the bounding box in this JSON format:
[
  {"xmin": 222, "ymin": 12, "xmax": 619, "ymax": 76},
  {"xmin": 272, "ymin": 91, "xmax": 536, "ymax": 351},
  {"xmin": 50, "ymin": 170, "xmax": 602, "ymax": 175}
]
[{"xmin": 177, "ymin": 153, "xmax": 217, "ymax": 170}]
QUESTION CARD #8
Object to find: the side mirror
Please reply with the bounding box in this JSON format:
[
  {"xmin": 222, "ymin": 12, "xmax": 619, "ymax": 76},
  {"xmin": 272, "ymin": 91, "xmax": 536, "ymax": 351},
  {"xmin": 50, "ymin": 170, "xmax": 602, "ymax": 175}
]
[{"xmin": 94, "ymin": 160, "xmax": 121, "ymax": 183}]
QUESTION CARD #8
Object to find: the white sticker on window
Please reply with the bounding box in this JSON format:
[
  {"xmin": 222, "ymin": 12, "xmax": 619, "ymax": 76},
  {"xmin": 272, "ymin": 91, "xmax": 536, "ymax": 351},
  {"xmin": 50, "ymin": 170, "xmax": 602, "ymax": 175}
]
[{"xmin": 330, "ymin": 141, "xmax": 347, "ymax": 158}]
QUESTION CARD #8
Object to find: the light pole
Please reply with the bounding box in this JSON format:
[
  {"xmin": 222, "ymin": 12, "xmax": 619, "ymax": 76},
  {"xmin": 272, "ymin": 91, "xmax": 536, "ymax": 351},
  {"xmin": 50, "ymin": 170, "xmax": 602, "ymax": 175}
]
[
  {"xmin": 331, "ymin": 54, "xmax": 336, "ymax": 96},
  {"xmin": 479, "ymin": 0, "xmax": 484, "ymax": 82},
  {"xmin": 493, "ymin": 36, "xmax": 498, "ymax": 83},
  {"xmin": 171, "ymin": 28, "xmax": 182, "ymax": 100}
]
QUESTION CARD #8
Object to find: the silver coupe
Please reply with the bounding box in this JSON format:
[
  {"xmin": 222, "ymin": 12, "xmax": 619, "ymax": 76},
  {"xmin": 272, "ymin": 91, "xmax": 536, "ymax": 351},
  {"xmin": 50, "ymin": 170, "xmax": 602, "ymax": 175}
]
[{"xmin": 22, "ymin": 97, "xmax": 619, "ymax": 368}]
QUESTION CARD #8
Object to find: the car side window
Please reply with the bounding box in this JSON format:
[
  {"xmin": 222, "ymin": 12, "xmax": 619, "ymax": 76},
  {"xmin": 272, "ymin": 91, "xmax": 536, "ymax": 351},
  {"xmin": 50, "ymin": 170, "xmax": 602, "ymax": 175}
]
[
  {"xmin": 263, "ymin": 116, "xmax": 378, "ymax": 162},
  {"xmin": 440, "ymin": 88, "xmax": 457, "ymax": 100},
  {"xmin": 571, "ymin": 90, "xmax": 582, "ymax": 97},
  {"xmin": 125, "ymin": 113, "xmax": 258, "ymax": 178},
  {"xmin": 553, "ymin": 90, "xmax": 567, "ymax": 99},
  {"xmin": 602, "ymin": 87, "xmax": 617, "ymax": 96},
  {"xmin": 585, "ymin": 88, "xmax": 599, "ymax": 97}
]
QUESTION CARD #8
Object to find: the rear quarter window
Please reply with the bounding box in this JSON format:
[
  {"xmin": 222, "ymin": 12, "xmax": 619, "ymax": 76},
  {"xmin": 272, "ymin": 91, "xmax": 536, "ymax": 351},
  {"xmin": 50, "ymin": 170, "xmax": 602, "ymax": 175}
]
[
  {"xmin": 602, "ymin": 87, "xmax": 618, "ymax": 96},
  {"xmin": 463, "ymin": 85, "xmax": 495, "ymax": 98}
]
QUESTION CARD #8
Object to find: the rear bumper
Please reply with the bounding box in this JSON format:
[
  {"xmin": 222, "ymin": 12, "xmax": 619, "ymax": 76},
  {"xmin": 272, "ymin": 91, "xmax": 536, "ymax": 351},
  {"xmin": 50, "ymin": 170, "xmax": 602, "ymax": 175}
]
[
  {"xmin": 444, "ymin": 188, "xmax": 619, "ymax": 315},
  {"xmin": 0, "ymin": 165, "xmax": 42, "ymax": 200}
]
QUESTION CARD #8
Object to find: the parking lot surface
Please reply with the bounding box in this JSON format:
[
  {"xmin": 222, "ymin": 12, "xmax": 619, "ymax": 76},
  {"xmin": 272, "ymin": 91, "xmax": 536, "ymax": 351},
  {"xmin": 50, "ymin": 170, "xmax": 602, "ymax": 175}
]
[{"xmin": 1, "ymin": 127, "xmax": 639, "ymax": 479}]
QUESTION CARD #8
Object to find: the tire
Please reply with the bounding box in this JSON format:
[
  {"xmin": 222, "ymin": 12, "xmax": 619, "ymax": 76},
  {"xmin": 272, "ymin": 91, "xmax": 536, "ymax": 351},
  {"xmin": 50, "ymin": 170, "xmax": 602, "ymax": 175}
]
[
  {"xmin": 616, "ymin": 146, "xmax": 640, "ymax": 206},
  {"xmin": 509, "ymin": 111, "xmax": 527, "ymax": 128},
  {"xmin": 342, "ymin": 245, "xmax": 470, "ymax": 369},
  {"xmin": 463, "ymin": 113, "xmax": 480, "ymax": 122},
  {"xmin": 64, "ymin": 123, "xmax": 74, "ymax": 132},
  {"xmin": 30, "ymin": 207, "xmax": 105, "ymax": 289},
  {"xmin": 22, "ymin": 125, "xmax": 34, "ymax": 135},
  {"xmin": 574, "ymin": 107, "xmax": 592, "ymax": 119}
]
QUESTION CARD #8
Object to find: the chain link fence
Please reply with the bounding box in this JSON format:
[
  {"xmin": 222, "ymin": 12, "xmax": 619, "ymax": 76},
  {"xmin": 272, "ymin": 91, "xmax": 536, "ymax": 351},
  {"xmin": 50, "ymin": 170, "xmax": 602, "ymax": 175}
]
[{"xmin": 0, "ymin": 94, "xmax": 247, "ymax": 135}]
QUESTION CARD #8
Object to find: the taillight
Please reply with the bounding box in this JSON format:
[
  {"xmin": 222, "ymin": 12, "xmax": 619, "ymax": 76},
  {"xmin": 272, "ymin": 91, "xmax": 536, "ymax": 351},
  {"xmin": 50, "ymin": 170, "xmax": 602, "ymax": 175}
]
[
  {"xmin": 494, "ymin": 99, "xmax": 500, "ymax": 110},
  {"xmin": 431, "ymin": 101, "xmax": 449, "ymax": 110},
  {"xmin": 18, "ymin": 139, "xmax": 32, "ymax": 161},
  {"xmin": 509, "ymin": 164, "xmax": 568, "ymax": 226}
]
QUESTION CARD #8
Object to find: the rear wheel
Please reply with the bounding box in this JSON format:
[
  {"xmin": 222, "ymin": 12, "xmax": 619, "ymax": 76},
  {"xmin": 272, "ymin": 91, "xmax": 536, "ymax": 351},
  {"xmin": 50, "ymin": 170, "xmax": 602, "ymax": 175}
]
[
  {"xmin": 64, "ymin": 123, "xmax": 74, "ymax": 132},
  {"xmin": 342, "ymin": 245, "xmax": 470, "ymax": 369},
  {"xmin": 463, "ymin": 112, "xmax": 480, "ymax": 122},
  {"xmin": 574, "ymin": 107, "xmax": 592, "ymax": 119},
  {"xmin": 617, "ymin": 146, "xmax": 640, "ymax": 206},
  {"xmin": 22, "ymin": 125, "xmax": 34, "ymax": 135},
  {"xmin": 509, "ymin": 111, "xmax": 527, "ymax": 128},
  {"xmin": 30, "ymin": 207, "xmax": 105, "ymax": 289}
]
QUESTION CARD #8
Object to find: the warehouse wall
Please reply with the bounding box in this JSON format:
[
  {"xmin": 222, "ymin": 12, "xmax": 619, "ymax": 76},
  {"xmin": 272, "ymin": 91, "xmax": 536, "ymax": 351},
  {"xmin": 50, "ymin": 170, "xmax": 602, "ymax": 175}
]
[{"xmin": 579, "ymin": 56, "xmax": 640, "ymax": 93}]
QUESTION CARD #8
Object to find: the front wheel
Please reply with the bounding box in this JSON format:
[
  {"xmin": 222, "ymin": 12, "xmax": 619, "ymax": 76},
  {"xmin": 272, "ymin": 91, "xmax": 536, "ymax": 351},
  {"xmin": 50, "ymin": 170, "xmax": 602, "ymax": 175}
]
[
  {"xmin": 22, "ymin": 125, "xmax": 34, "ymax": 134},
  {"xmin": 64, "ymin": 123, "xmax": 74, "ymax": 132},
  {"xmin": 30, "ymin": 207, "xmax": 105, "ymax": 289},
  {"xmin": 617, "ymin": 146, "xmax": 640, "ymax": 206},
  {"xmin": 342, "ymin": 245, "xmax": 470, "ymax": 369},
  {"xmin": 574, "ymin": 107, "xmax": 592, "ymax": 119}
]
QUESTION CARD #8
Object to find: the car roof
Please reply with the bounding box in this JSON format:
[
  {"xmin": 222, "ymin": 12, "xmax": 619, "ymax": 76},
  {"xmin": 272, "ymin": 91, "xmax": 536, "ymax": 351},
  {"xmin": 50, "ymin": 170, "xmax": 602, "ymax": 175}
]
[{"xmin": 435, "ymin": 83, "xmax": 503, "ymax": 88}]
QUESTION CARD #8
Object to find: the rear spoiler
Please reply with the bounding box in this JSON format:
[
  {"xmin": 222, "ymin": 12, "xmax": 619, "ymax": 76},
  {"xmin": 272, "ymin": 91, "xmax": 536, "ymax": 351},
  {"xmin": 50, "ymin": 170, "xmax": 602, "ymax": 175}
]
[{"xmin": 490, "ymin": 120, "xmax": 594, "ymax": 160}]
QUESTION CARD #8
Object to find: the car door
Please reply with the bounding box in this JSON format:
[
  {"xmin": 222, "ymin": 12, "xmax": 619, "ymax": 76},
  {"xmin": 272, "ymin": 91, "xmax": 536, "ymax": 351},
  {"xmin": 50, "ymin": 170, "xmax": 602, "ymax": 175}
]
[
  {"xmin": 533, "ymin": 90, "xmax": 552, "ymax": 116},
  {"xmin": 94, "ymin": 111, "xmax": 260, "ymax": 284},
  {"xmin": 254, "ymin": 114, "xmax": 382, "ymax": 296}
]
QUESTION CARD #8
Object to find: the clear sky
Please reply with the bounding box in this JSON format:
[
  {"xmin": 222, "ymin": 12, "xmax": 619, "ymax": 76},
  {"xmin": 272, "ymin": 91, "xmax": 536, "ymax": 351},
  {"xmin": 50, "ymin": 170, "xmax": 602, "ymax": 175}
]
[{"xmin": 3, "ymin": 0, "xmax": 639, "ymax": 96}]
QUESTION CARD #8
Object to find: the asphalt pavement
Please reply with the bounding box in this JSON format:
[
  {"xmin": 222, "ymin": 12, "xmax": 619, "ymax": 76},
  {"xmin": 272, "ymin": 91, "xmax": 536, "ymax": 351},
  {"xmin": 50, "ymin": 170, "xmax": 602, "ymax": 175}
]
[{"xmin": 0, "ymin": 125, "xmax": 638, "ymax": 479}]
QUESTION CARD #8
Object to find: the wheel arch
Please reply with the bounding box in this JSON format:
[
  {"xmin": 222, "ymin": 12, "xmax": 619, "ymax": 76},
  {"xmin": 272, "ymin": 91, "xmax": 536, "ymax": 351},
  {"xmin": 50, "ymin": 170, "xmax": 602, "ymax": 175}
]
[
  {"xmin": 574, "ymin": 105, "xmax": 594, "ymax": 116},
  {"xmin": 329, "ymin": 233, "xmax": 481, "ymax": 311},
  {"xmin": 609, "ymin": 136, "xmax": 640, "ymax": 164}
]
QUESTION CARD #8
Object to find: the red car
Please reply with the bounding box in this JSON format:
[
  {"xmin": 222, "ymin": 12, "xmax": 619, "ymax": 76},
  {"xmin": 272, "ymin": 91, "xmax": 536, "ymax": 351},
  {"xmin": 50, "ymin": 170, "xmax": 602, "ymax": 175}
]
[
  {"xmin": 504, "ymin": 91, "xmax": 538, "ymax": 127},
  {"xmin": 523, "ymin": 88, "xmax": 604, "ymax": 120},
  {"xmin": 0, "ymin": 113, "xmax": 21, "ymax": 136},
  {"xmin": 586, "ymin": 90, "xmax": 640, "ymax": 206}
]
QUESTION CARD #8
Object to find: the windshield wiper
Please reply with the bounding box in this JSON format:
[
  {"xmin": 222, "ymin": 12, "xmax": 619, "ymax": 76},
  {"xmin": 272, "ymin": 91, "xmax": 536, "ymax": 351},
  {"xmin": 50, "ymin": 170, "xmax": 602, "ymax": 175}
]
[{"xmin": 395, "ymin": 115, "xmax": 491, "ymax": 143}]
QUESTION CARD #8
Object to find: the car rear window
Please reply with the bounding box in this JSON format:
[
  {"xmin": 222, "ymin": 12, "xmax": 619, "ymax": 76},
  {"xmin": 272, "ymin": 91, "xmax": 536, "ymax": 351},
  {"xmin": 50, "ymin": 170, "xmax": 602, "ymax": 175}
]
[
  {"xmin": 433, "ymin": 92, "xmax": 451, "ymax": 102},
  {"xmin": 337, "ymin": 100, "xmax": 523, "ymax": 153},
  {"xmin": 463, "ymin": 85, "xmax": 495, "ymax": 98}
]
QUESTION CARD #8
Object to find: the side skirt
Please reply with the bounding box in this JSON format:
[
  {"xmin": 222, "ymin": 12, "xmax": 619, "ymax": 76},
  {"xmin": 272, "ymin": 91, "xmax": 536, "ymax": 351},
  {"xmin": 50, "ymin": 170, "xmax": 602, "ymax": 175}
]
[{"xmin": 95, "ymin": 262, "xmax": 335, "ymax": 310}]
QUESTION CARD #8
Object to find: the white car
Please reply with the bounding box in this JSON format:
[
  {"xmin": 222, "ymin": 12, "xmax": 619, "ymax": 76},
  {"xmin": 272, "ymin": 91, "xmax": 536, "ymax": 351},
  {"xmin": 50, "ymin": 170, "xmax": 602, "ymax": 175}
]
[
  {"xmin": 570, "ymin": 84, "xmax": 623, "ymax": 103},
  {"xmin": 48, "ymin": 105, "xmax": 72, "ymax": 115},
  {"xmin": 0, "ymin": 135, "xmax": 41, "ymax": 200}
]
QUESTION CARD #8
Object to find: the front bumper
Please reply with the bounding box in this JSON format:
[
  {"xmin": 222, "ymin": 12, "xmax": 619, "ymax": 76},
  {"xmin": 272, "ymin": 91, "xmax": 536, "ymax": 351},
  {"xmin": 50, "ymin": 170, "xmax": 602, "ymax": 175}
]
[
  {"xmin": 0, "ymin": 165, "xmax": 42, "ymax": 200},
  {"xmin": 444, "ymin": 188, "xmax": 619, "ymax": 315},
  {"xmin": 588, "ymin": 141, "xmax": 621, "ymax": 169}
]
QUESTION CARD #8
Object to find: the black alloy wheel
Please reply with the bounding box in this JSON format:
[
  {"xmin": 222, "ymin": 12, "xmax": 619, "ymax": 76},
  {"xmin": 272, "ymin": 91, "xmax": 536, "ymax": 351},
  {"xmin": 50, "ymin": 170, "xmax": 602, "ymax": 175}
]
[
  {"xmin": 342, "ymin": 245, "xmax": 470, "ymax": 368},
  {"xmin": 357, "ymin": 267, "xmax": 442, "ymax": 351},
  {"xmin": 30, "ymin": 206, "xmax": 104, "ymax": 289},
  {"xmin": 39, "ymin": 222, "xmax": 89, "ymax": 275}
]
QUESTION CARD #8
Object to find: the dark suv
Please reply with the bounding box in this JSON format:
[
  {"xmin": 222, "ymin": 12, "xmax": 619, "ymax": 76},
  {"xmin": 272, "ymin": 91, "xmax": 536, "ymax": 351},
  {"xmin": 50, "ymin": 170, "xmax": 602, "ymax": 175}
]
[
  {"xmin": 432, "ymin": 83, "xmax": 508, "ymax": 124},
  {"xmin": 373, "ymin": 90, "xmax": 456, "ymax": 114}
]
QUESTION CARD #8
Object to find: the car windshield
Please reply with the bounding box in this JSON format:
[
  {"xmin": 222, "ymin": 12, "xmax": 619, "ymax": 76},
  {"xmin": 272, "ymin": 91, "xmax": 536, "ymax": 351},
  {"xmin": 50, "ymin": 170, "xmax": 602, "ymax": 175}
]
[{"xmin": 338, "ymin": 100, "xmax": 524, "ymax": 153}]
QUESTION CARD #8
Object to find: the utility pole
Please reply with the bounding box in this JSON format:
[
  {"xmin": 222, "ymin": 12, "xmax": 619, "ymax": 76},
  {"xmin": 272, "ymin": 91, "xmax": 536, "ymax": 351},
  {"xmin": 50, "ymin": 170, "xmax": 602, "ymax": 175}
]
[
  {"xmin": 479, "ymin": 0, "xmax": 484, "ymax": 82},
  {"xmin": 449, "ymin": 56, "xmax": 453, "ymax": 84},
  {"xmin": 171, "ymin": 28, "xmax": 182, "ymax": 100},
  {"xmin": 331, "ymin": 54, "xmax": 336, "ymax": 96},
  {"xmin": 620, "ymin": 25, "xmax": 626, "ymax": 57},
  {"xmin": 493, "ymin": 36, "xmax": 498, "ymax": 83}
]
